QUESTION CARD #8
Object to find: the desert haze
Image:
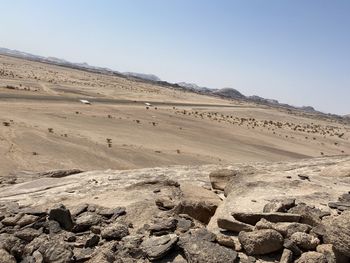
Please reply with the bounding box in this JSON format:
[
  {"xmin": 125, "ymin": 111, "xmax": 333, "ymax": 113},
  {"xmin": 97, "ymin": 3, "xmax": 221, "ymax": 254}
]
[{"xmin": 0, "ymin": 53, "xmax": 349, "ymax": 263}]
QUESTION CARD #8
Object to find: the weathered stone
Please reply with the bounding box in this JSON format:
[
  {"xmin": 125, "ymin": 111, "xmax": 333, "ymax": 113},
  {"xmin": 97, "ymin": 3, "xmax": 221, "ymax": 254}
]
[
  {"xmin": 216, "ymin": 233, "xmax": 236, "ymax": 249},
  {"xmin": 290, "ymin": 232, "xmax": 320, "ymax": 251},
  {"xmin": 70, "ymin": 203, "xmax": 88, "ymax": 217},
  {"xmin": 175, "ymin": 183, "xmax": 221, "ymax": 224},
  {"xmin": 33, "ymin": 250, "xmax": 44, "ymax": 263},
  {"xmin": 176, "ymin": 217, "xmax": 193, "ymax": 233},
  {"xmin": 237, "ymin": 252, "xmax": 256, "ymax": 263},
  {"xmin": 14, "ymin": 228, "xmax": 41, "ymax": 242},
  {"xmin": 238, "ymin": 229, "xmax": 284, "ymax": 255},
  {"xmin": 117, "ymin": 235, "xmax": 144, "ymax": 259},
  {"xmin": 320, "ymin": 211, "xmax": 350, "ymax": 257},
  {"xmin": 217, "ymin": 216, "xmax": 254, "ymax": 232},
  {"xmin": 39, "ymin": 240, "xmax": 73, "ymax": 263},
  {"xmin": 64, "ymin": 232, "xmax": 76, "ymax": 242},
  {"xmin": 232, "ymin": 212, "xmax": 301, "ymax": 225},
  {"xmin": 188, "ymin": 228, "xmax": 216, "ymax": 242},
  {"xmin": 38, "ymin": 169, "xmax": 83, "ymax": 178},
  {"xmin": 280, "ymin": 248, "xmax": 293, "ymax": 263},
  {"xmin": 339, "ymin": 192, "xmax": 350, "ymax": 202},
  {"xmin": 179, "ymin": 235, "xmax": 238, "ymax": 263},
  {"xmin": 316, "ymin": 244, "xmax": 349, "ymax": 263},
  {"xmin": 16, "ymin": 214, "xmax": 39, "ymax": 227},
  {"xmin": 23, "ymin": 235, "xmax": 49, "ymax": 256},
  {"xmin": 328, "ymin": 201, "xmax": 350, "ymax": 211},
  {"xmin": 288, "ymin": 204, "xmax": 327, "ymax": 226},
  {"xmin": 88, "ymin": 241, "xmax": 116, "ymax": 263},
  {"xmin": 73, "ymin": 247, "xmax": 93, "ymax": 262},
  {"xmin": 175, "ymin": 200, "xmax": 217, "ymax": 224},
  {"xmin": 101, "ymin": 223, "xmax": 129, "ymax": 240},
  {"xmin": 263, "ymin": 199, "xmax": 296, "ymax": 213},
  {"xmin": 22, "ymin": 208, "xmax": 47, "ymax": 217},
  {"xmin": 90, "ymin": 225, "xmax": 101, "ymax": 234},
  {"xmin": 283, "ymin": 238, "xmax": 302, "ymax": 257},
  {"xmin": 149, "ymin": 217, "xmax": 177, "ymax": 236},
  {"xmin": 85, "ymin": 234, "xmax": 100, "ymax": 248},
  {"xmin": 0, "ymin": 248, "xmax": 16, "ymax": 263},
  {"xmin": 98, "ymin": 207, "xmax": 126, "ymax": 218},
  {"xmin": 1, "ymin": 213, "xmax": 23, "ymax": 226},
  {"xmin": 0, "ymin": 234, "xmax": 20, "ymax": 251},
  {"xmin": 47, "ymin": 220, "xmax": 61, "ymax": 235},
  {"xmin": 209, "ymin": 169, "xmax": 239, "ymax": 191},
  {"xmin": 155, "ymin": 197, "xmax": 176, "ymax": 210},
  {"xmin": 73, "ymin": 212, "xmax": 101, "ymax": 232},
  {"xmin": 255, "ymin": 218, "xmax": 311, "ymax": 237},
  {"xmin": 295, "ymin": 251, "xmax": 327, "ymax": 263},
  {"xmin": 141, "ymin": 234, "xmax": 178, "ymax": 260},
  {"xmin": 48, "ymin": 204, "xmax": 74, "ymax": 231}
]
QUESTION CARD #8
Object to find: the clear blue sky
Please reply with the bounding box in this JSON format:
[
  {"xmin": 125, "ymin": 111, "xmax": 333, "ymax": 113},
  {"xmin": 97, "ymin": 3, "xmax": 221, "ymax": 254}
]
[{"xmin": 0, "ymin": 0, "xmax": 349, "ymax": 114}]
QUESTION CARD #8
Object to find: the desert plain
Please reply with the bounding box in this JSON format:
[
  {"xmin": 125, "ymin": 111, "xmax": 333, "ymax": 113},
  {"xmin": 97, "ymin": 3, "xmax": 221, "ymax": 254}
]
[{"xmin": 0, "ymin": 54, "xmax": 350, "ymax": 263}]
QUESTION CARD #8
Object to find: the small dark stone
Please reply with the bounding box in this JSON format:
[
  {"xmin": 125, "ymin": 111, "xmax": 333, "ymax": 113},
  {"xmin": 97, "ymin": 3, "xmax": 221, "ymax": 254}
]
[
  {"xmin": 65, "ymin": 232, "xmax": 76, "ymax": 242},
  {"xmin": 297, "ymin": 174, "xmax": 310, "ymax": 181},
  {"xmin": 85, "ymin": 235, "xmax": 100, "ymax": 248},
  {"xmin": 49, "ymin": 204, "xmax": 74, "ymax": 231},
  {"xmin": 283, "ymin": 239, "xmax": 302, "ymax": 257}
]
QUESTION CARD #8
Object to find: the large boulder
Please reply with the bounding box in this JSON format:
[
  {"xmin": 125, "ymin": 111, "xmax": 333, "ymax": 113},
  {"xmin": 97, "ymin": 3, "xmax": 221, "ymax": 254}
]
[
  {"xmin": 238, "ymin": 229, "xmax": 283, "ymax": 255},
  {"xmin": 320, "ymin": 211, "xmax": 350, "ymax": 257},
  {"xmin": 175, "ymin": 200, "xmax": 218, "ymax": 225},
  {"xmin": 174, "ymin": 183, "xmax": 221, "ymax": 224}
]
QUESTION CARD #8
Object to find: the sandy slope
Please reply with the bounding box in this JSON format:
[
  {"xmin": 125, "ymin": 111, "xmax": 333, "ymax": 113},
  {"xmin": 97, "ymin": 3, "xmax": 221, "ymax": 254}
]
[{"xmin": 0, "ymin": 54, "xmax": 349, "ymax": 177}]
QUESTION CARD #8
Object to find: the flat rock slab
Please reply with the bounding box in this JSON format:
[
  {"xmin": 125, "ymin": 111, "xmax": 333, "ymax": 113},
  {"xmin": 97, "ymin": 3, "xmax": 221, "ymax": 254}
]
[
  {"xmin": 217, "ymin": 217, "xmax": 254, "ymax": 232},
  {"xmin": 232, "ymin": 212, "xmax": 301, "ymax": 225}
]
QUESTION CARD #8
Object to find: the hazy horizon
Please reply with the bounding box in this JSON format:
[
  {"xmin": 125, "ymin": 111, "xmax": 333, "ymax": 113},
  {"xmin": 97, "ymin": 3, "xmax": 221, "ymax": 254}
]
[{"xmin": 0, "ymin": 0, "xmax": 349, "ymax": 115}]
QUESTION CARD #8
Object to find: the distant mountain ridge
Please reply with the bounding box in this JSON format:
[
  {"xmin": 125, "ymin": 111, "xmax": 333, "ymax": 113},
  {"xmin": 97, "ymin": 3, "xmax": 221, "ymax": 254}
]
[
  {"xmin": 0, "ymin": 47, "xmax": 344, "ymax": 119},
  {"xmin": 0, "ymin": 47, "xmax": 158, "ymax": 83}
]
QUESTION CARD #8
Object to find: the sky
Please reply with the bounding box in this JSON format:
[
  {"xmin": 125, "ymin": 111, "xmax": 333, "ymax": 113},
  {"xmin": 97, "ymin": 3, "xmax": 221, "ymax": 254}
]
[{"xmin": 0, "ymin": 0, "xmax": 349, "ymax": 115}]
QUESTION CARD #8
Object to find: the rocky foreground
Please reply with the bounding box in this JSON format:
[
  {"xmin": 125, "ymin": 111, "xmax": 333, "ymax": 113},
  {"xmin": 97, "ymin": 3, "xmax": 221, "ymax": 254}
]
[{"xmin": 0, "ymin": 156, "xmax": 350, "ymax": 262}]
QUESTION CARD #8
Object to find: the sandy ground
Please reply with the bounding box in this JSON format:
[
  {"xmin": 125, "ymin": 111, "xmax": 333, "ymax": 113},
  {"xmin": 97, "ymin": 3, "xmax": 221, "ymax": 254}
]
[{"xmin": 0, "ymin": 54, "xmax": 349, "ymax": 177}]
